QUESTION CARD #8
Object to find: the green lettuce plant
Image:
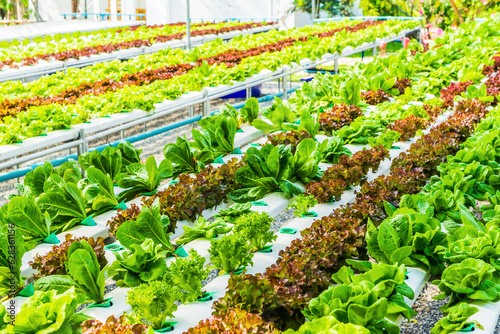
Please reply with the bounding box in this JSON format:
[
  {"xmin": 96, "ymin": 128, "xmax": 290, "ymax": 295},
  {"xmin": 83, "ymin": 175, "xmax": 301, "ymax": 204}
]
[
  {"xmin": 35, "ymin": 240, "xmax": 107, "ymax": 304},
  {"xmin": 115, "ymin": 198, "xmax": 174, "ymax": 253},
  {"xmin": 438, "ymin": 225, "xmax": 500, "ymax": 267},
  {"xmin": 12, "ymin": 160, "xmax": 82, "ymax": 200},
  {"xmin": 240, "ymin": 97, "xmax": 260, "ymax": 124},
  {"xmin": 36, "ymin": 174, "xmax": 87, "ymax": 232},
  {"xmin": 283, "ymin": 316, "xmax": 370, "ymax": 334},
  {"xmin": 82, "ymin": 167, "xmax": 119, "ymax": 212},
  {"xmin": 79, "ymin": 146, "xmax": 123, "ymax": 181},
  {"xmin": 368, "ymin": 129, "xmax": 401, "ymax": 150},
  {"xmin": 365, "ymin": 207, "xmax": 447, "ymax": 276},
  {"xmin": 117, "ymin": 141, "xmax": 143, "ymax": 169},
  {"xmin": 320, "ymin": 137, "xmax": 352, "ymax": 164},
  {"xmin": 208, "ymin": 233, "xmax": 253, "ymax": 273},
  {"xmin": 0, "ymin": 304, "xmax": 7, "ymax": 332},
  {"xmin": 7, "ymin": 196, "xmax": 55, "ymax": 246},
  {"xmin": 194, "ymin": 114, "xmax": 238, "ymax": 155},
  {"xmin": 337, "ymin": 118, "xmax": 384, "ymax": 144},
  {"xmin": 214, "ymin": 203, "xmax": 253, "ymax": 223},
  {"xmin": 127, "ymin": 280, "xmax": 180, "ymax": 330},
  {"xmin": 252, "ymin": 98, "xmax": 298, "ymax": 133},
  {"xmin": 287, "ymin": 194, "xmax": 318, "ymax": 217},
  {"xmin": 228, "ymin": 144, "xmax": 302, "ymax": 203},
  {"xmin": 431, "ymin": 302, "xmax": 483, "ymax": 334},
  {"xmin": 0, "ymin": 224, "xmax": 25, "ymax": 297},
  {"xmin": 163, "ymin": 136, "xmax": 213, "ymax": 177},
  {"xmin": 303, "ymin": 263, "xmax": 415, "ymax": 334},
  {"xmin": 285, "ymin": 110, "xmax": 321, "ymax": 138},
  {"xmin": 433, "ymin": 258, "xmax": 500, "ymax": 312},
  {"xmin": 5, "ymin": 287, "xmax": 91, "ymax": 333},
  {"xmin": 164, "ymin": 249, "xmax": 211, "ymax": 303},
  {"xmin": 234, "ymin": 211, "xmax": 276, "ymax": 252},
  {"xmin": 290, "ymin": 138, "xmax": 323, "ymax": 183},
  {"xmin": 176, "ymin": 217, "xmax": 232, "ymax": 245},
  {"xmin": 116, "ymin": 156, "xmax": 173, "ymax": 202},
  {"xmin": 108, "ymin": 238, "xmax": 168, "ymax": 287}
]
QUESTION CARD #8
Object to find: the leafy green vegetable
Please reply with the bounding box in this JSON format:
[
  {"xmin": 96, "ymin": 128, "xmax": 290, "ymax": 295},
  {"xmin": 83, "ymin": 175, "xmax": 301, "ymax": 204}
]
[
  {"xmin": 83, "ymin": 167, "xmax": 119, "ymax": 212},
  {"xmin": 438, "ymin": 225, "xmax": 500, "ymax": 266},
  {"xmin": 367, "ymin": 75, "xmax": 399, "ymax": 96},
  {"xmin": 208, "ymin": 233, "xmax": 253, "ymax": 273},
  {"xmin": 433, "ymin": 258, "xmax": 500, "ymax": 312},
  {"xmin": 7, "ymin": 196, "xmax": 53, "ymax": 245},
  {"xmin": 16, "ymin": 161, "xmax": 54, "ymax": 198},
  {"xmin": 228, "ymin": 144, "xmax": 302, "ymax": 203},
  {"xmin": 5, "ymin": 287, "xmax": 92, "ymax": 333},
  {"xmin": 36, "ymin": 174, "xmax": 87, "ymax": 232},
  {"xmin": 79, "ymin": 146, "xmax": 123, "ymax": 181},
  {"xmin": 368, "ymin": 129, "xmax": 401, "ymax": 150},
  {"xmin": 12, "ymin": 160, "xmax": 82, "ymax": 201},
  {"xmin": 286, "ymin": 110, "xmax": 321, "ymax": 138},
  {"xmin": 401, "ymin": 191, "xmax": 463, "ymax": 225},
  {"xmin": 0, "ymin": 304, "xmax": 7, "ymax": 332},
  {"xmin": 431, "ymin": 302, "xmax": 483, "ymax": 334},
  {"xmin": 287, "ymin": 194, "xmax": 318, "ymax": 217},
  {"xmin": 164, "ymin": 249, "xmax": 211, "ymax": 303},
  {"xmin": 234, "ymin": 211, "xmax": 276, "ymax": 251},
  {"xmin": 320, "ymin": 137, "xmax": 352, "ymax": 164},
  {"xmin": 176, "ymin": 217, "xmax": 232, "ymax": 245},
  {"xmin": 456, "ymin": 83, "xmax": 494, "ymax": 103},
  {"xmin": 337, "ymin": 118, "xmax": 384, "ymax": 144},
  {"xmin": 214, "ymin": 203, "xmax": 253, "ymax": 223},
  {"xmin": 290, "ymin": 138, "xmax": 323, "ymax": 183},
  {"xmin": 252, "ymin": 98, "xmax": 297, "ymax": 133},
  {"xmin": 283, "ymin": 316, "xmax": 370, "ymax": 334},
  {"xmin": 365, "ymin": 207, "xmax": 447, "ymax": 276},
  {"xmin": 163, "ymin": 136, "xmax": 213, "ymax": 177},
  {"xmin": 426, "ymin": 162, "xmax": 497, "ymax": 204},
  {"xmin": 0, "ymin": 224, "xmax": 25, "ymax": 296},
  {"xmin": 303, "ymin": 263, "xmax": 415, "ymax": 334},
  {"xmin": 116, "ymin": 156, "xmax": 173, "ymax": 202},
  {"xmin": 196, "ymin": 113, "xmax": 238, "ymax": 154},
  {"xmin": 35, "ymin": 240, "xmax": 107, "ymax": 304},
  {"xmin": 117, "ymin": 141, "xmax": 143, "ymax": 169},
  {"xmin": 108, "ymin": 238, "xmax": 167, "ymax": 287},
  {"xmin": 116, "ymin": 198, "xmax": 174, "ymax": 253},
  {"xmin": 127, "ymin": 280, "xmax": 180, "ymax": 330},
  {"xmin": 240, "ymin": 97, "xmax": 260, "ymax": 124},
  {"xmin": 339, "ymin": 79, "xmax": 362, "ymax": 107}
]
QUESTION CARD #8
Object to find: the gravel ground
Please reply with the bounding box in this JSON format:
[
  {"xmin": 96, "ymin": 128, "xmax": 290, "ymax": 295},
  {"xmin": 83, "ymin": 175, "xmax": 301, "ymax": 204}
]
[{"xmin": 400, "ymin": 282, "xmax": 448, "ymax": 333}]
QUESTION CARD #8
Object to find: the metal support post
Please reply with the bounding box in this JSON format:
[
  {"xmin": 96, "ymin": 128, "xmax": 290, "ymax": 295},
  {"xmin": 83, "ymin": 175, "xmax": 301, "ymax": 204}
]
[
  {"xmin": 77, "ymin": 129, "xmax": 87, "ymax": 174},
  {"xmin": 282, "ymin": 73, "xmax": 289, "ymax": 100},
  {"xmin": 246, "ymin": 87, "xmax": 252, "ymax": 99},
  {"xmin": 186, "ymin": 0, "xmax": 191, "ymax": 50},
  {"xmin": 373, "ymin": 46, "xmax": 377, "ymax": 57},
  {"xmin": 189, "ymin": 106, "xmax": 195, "ymax": 129},
  {"xmin": 402, "ymin": 33, "xmax": 407, "ymax": 49},
  {"xmin": 311, "ymin": 0, "xmax": 315, "ymax": 22},
  {"xmin": 334, "ymin": 58, "xmax": 339, "ymax": 74},
  {"xmin": 203, "ymin": 92, "xmax": 210, "ymax": 116}
]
